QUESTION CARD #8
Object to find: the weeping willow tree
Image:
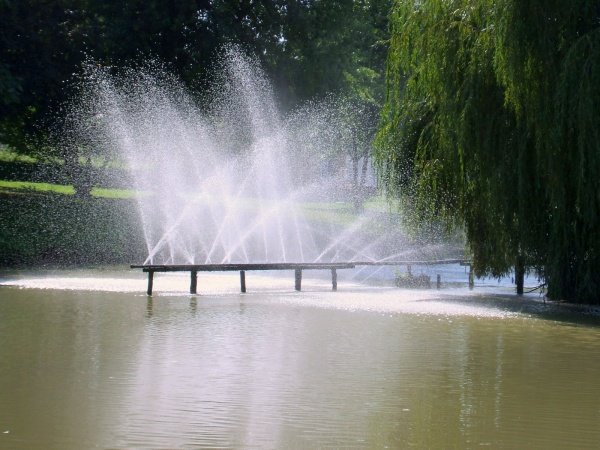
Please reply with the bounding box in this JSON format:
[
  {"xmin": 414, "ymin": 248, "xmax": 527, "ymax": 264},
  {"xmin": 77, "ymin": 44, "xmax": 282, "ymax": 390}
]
[{"xmin": 375, "ymin": 0, "xmax": 600, "ymax": 302}]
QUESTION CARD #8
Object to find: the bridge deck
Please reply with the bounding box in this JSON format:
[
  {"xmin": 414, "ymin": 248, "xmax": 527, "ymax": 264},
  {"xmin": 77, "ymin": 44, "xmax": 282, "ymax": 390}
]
[
  {"xmin": 131, "ymin": 262, "xmax": 356, "ymax": 272},
  {"xmin": 130, "ymin": 260, "xmax": 471, "ymax": 295}
]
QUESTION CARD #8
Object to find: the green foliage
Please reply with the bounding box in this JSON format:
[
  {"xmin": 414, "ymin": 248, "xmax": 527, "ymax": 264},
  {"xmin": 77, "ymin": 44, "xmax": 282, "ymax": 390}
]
[
  {"xmin": 0, "ymin": 193, "xmax": 145, "ymax": 266},
  {"xmin": 376, "ymin": 0, "xmax": 600, "ymax": 301},
  {"xmin": 0, "ymin": 0, "xmax": 392, "ymax": 150},
  {"xmin": 0, "ymin": 0, "xmax": 89, "ymax": 152},
  {"xmin": 0, "ymin": 180, "xmax": 138, "ymax": 198},
  {"xmin": 1, "ymin": 0, "xmax": 393, "ymax": 197}
]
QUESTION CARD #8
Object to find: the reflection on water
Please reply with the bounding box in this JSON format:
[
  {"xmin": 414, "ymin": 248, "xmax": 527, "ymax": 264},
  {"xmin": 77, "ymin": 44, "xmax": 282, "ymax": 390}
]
[{"xmin": 1, "ymin": 271, "xmax": 600, "ymax": 449}]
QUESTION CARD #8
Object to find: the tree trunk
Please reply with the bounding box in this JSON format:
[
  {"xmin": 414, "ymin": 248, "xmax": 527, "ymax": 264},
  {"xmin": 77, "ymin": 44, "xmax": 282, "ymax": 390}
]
[
  {"xmin": 360, "ymin": 155, "xmax": 369, "ymax": 187},
  {"xmin": 515, "ymin": 256, "xmax": 525, "ymax": 295},
  {"xmin": 64, "ymin": 151, "xmax": 94, "ymax": 197},
  {"xmin": 351, "ymin": 156, "xmax": 363, "ymax": 212}
]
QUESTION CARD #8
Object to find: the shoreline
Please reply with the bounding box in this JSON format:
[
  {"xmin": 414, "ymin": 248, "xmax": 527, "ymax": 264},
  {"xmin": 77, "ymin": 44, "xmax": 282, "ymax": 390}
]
[{"xmin": 2, "ymin": 266, "xmax": 600, "ymax": 323}]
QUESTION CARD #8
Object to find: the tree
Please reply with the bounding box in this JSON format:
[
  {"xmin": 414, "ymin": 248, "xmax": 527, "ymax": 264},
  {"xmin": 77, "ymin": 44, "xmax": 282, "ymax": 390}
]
[
  {"xmin": 1, "ymin": 0, "xmax": 393, "ymax": 195},
  {"xmin": 86, "ymin": 0, "xmax": 392, "ymax": 109},
  {"xmin": 1, "ymin": 0, "xmax": 392, "ymax": 140},
  {"xmin": 375, "ymin": 0, "xmax": 600, "ymax": 302},
  {"xmin": 334, "ymin": 97, "xmax": 379, "ymax": 210},
  {"xmin": 0, "ymin": 0, "xmax": 88, "ymax": 153}
]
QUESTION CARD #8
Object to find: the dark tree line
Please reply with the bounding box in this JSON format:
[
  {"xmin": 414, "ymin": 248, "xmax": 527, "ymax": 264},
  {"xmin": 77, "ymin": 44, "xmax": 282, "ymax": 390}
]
[{"xmin": 0, "ymin": 0, "xmax": 391, "ymax": 157}]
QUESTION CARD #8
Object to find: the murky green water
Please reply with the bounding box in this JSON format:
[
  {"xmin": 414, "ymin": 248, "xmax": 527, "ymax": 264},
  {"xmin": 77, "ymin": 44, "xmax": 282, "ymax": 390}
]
[{"xmin": 1, "ymin": 271, "xmax": 600, "ymax": 449}]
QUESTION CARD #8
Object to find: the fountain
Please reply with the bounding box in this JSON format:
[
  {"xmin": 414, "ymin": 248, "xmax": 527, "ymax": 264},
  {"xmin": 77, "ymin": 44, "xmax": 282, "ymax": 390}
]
[{"xmin": 66, "ymin": 47, "xmax": 459, "ymax": 276}]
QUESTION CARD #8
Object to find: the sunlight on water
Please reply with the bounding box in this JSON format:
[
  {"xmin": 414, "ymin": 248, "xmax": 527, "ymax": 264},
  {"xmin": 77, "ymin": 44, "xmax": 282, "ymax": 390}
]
[
  {"xmin": 2, "ymin": 275, "xmax": 147, "ymax": 292},
  {"xmin": 1, "ymin": 269, "xmax": 544, "ymax": 319},
  {"xmin": 1, "ymin": 269, "xmax": 600, "ymax": 449}
]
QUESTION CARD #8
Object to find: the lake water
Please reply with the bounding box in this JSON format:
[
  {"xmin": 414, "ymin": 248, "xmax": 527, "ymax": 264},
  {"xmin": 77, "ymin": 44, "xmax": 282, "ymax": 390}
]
[{"xmin": 1, "ymin": 269, "xmax": 600, "ymax": 449}]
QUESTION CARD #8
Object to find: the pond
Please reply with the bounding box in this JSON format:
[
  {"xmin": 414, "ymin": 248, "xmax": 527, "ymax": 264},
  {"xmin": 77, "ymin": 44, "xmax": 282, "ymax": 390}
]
[{"xmin": 1, "ymin": 269, "xmax": 600, "ymax": 449}]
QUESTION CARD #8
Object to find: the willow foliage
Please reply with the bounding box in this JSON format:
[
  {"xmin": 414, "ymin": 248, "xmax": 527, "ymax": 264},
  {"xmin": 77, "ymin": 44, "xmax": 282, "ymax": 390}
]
[{"xmin": 375, "ymin": 0, "xmax": 600, "ymax": 301}]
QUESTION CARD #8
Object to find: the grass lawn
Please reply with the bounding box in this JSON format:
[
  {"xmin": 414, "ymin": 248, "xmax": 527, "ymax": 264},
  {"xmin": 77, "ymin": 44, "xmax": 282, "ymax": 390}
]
[
  {"xmin": 0, "ymin": 180, "xmax": 139, "ymax": 199},
  {"xmin": 0, "ymin": 180, "xmax": 400, "ymax": 223}
]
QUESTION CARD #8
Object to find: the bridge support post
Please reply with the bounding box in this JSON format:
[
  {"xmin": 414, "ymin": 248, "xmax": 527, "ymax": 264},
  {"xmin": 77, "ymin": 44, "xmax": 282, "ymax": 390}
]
[
  {"xmin": 240, "ymin": 270, "xmax": 246, "ymax": 293},
  {"xmin": 147, "ymin": 270, "xmax": 154, "ymax": 296},
  {"xmin": 190, "ymin": 270, "xmax": 198, "ymax": 294},
  {"xmin": 331, "ymin": 268, "xmax": 337, "ymax": 291},
  {"xmin": 437, "ymin": 274, "xmax": 441, "ymax": 289},
  {"xmin": 295, "ymin": 268, "xmax": 302, "ymax": 291}
]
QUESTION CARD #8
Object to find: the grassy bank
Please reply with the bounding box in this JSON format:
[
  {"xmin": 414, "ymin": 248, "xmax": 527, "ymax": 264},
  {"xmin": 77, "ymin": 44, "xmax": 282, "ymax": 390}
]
[
  {"xmin": 0, "ymin": 180, "xmax": 139, "ymax": 198},
  {"xmin": 0, "ymin": 178, "xmax": 461, "ymax": 268},
  {"xmin": 0, "ymin": 190, "xmax": 146, "ymax": 267},
  {"xmin": 0, "ymin": 184, "xmax": 378, "ymax": 268}
]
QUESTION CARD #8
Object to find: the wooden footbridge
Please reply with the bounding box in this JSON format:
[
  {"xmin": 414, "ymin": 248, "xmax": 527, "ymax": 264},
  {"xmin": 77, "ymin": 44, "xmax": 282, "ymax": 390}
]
[{"xmin": 131, "ymin": 259, "xmax": 472, "ymax": 295}]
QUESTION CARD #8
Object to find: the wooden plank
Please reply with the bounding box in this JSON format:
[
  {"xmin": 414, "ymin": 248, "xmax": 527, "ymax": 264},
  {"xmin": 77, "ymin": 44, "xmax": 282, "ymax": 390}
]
[
  {"xmin": 352, "ymin": 259, "xmax": 470, "ymax": 267},
  {"xmin": 132, "ymin": 262, "xmax": 355, "ymax": 272},
  {"xmin": 131, "ymin": 260, "xmax": 473, "ymax": 272}
]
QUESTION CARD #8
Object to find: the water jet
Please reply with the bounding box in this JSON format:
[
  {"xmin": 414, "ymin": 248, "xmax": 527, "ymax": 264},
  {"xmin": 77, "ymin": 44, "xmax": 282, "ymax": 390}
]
[{"xmin": 67, "ymin": 48, "xmax": 463, "ymax": 280}]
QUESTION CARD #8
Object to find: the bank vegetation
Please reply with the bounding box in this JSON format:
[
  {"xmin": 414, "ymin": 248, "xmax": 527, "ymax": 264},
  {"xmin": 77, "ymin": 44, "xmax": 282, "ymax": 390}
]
[{"xmin": 375, "ymin": 0, "xmax": 600, "ymax": 302}]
